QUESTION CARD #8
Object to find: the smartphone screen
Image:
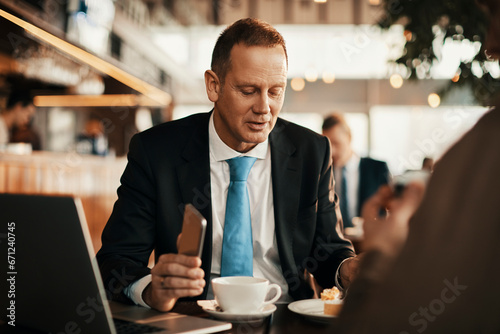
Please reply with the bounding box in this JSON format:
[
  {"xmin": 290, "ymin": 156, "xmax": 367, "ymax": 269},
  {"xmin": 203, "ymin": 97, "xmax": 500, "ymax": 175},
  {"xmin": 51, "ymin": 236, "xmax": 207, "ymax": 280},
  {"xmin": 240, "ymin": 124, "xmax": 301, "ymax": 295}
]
[
  {"xmin": 392, "ymin": 170, "xmax": 430, "ymax": 197},
  {"xmin": 177, "ymin": 204, "xmax": 207, "ymax": 257}
]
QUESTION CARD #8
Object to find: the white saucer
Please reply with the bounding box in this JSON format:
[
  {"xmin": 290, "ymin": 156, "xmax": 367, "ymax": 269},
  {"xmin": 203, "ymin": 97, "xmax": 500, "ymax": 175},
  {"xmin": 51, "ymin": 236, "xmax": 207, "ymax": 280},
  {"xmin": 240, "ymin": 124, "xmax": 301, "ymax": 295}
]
[
  {"xmin": 288, "ymin": 299, "xmax": 339, "ymax": 323},
  {"xmin": 197, "ymin": 300, "xmax": 277, "ymax": 323}
]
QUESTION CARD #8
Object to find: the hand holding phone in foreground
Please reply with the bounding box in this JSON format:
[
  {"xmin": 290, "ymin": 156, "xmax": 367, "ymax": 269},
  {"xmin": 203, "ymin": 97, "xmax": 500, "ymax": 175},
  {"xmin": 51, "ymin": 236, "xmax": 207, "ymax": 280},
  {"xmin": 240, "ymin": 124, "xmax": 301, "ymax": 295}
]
[
  {"xmin": 361, "ymin": 179, "xmax": 427, "ymax": 257},
  {"xmin": 391, "ymin": 170, "xmax": 430, "ymax": 197},
  {"xmin": 143, "ymin": 204, "xmax": 207, "ymax": 312}
]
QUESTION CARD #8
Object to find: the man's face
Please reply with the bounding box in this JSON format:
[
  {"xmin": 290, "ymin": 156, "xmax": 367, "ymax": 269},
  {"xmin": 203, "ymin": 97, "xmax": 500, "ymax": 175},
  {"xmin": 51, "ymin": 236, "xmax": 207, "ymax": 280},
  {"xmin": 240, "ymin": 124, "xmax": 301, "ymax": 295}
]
[
  {"xmin": 209, "ymin": 44, "xmax": 287, "ymax": 153},
  {"xmin": 14, "ymin": 103, "xmax": 35, "ymax": 128},
  {"xmin": 322, "ymin": 125, "xmax": 352, "ymax": 168}
]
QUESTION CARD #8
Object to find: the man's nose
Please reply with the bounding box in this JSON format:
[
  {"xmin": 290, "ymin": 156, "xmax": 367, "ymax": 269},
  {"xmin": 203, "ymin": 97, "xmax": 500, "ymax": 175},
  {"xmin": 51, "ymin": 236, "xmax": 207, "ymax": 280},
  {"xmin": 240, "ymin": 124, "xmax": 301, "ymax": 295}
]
[{"xmin": 253, "ymin": 93, "xmax": 271, "ymax": 114}]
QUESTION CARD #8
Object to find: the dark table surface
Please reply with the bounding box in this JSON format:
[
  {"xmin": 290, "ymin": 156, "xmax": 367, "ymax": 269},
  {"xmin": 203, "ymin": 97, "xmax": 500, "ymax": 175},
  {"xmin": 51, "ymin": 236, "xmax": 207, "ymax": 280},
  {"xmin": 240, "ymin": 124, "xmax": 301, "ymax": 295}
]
[
  {"xmin": 0, "ymin": 301, "xmax": 337, "ymax": 334},
  {"xmin": 171, "ymin": 301, "xmax": 337, "ymax": 334}
]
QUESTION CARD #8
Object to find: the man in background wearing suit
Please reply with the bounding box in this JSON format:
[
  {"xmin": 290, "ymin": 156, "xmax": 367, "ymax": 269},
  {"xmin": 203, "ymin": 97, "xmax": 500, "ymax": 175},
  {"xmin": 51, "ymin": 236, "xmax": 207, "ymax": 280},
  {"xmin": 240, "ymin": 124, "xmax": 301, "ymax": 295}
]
[
  {"xmin": 322, "ymin": 112, "xmax": 391, "ymax": 228},
  {"xmin": 97, "ymin": 18, "xmax": 357, "ymax": 312}
]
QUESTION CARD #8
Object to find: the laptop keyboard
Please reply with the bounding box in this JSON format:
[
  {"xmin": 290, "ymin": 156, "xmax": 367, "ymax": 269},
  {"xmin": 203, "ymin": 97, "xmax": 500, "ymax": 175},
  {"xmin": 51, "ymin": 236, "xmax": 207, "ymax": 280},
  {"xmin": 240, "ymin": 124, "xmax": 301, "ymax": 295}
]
[{"xmin": 113, "ymin": 318, "xmax": 165, "ymax": 333}]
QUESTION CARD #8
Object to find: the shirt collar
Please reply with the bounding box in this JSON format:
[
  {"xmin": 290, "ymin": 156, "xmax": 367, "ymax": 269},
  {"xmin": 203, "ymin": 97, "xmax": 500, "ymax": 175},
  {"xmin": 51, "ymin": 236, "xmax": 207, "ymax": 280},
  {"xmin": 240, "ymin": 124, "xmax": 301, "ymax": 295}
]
[
  {"xmin": 344, "ymin": 152, "xmax": 360, "ymax": 172},
  {"xmin": 209, "ymin": 113, "xmax": 268, "ymax": 162}
]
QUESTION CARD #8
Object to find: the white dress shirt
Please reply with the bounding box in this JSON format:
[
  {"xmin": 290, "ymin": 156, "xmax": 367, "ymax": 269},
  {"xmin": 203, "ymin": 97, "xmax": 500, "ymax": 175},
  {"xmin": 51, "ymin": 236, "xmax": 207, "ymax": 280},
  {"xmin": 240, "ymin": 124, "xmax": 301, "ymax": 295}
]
[
  {"xmin": 207, "ymin": 113, "xmax": 291, "ymax": 302},
  {"xmin": 334, "ymin": 154, "xmax": 361, "ymax": 222},
  {"xmin": 125, "ymin": 114, "xmax": 293, "ymax": 306}
]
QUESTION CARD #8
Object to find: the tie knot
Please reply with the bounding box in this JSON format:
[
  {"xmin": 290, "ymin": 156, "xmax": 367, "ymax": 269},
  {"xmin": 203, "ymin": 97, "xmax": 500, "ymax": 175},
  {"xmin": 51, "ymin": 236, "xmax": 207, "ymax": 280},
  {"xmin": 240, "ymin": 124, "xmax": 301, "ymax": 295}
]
[{"xmin": 226, "ymin": 156, "xmax": 257, "ymax": 181}]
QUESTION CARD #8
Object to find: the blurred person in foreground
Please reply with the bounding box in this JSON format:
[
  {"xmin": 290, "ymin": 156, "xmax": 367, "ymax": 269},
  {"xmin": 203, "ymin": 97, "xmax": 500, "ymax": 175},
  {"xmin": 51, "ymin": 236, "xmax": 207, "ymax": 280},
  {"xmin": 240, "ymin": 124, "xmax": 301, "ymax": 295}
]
[
  {"xmin": 335, "ymin": 0, "xmax": 500, "ymax": 332},
  {"xmin": 0, "ymin": 91, "xmax": 36, "ymax": 146},
  {"xmin": 97, "ymin": 18, "xmax": 358, "ymax": 312},
  {"xmin": 322, "ymin": 112, "xmax": 391, "ymax": 228}
]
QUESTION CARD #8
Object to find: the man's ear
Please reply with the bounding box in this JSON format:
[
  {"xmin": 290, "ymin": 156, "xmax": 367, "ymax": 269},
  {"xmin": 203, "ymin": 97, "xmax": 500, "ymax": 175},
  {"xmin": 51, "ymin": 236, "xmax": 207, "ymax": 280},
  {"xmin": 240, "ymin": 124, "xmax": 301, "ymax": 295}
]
[{"xmin": 204, "ymin": 70, "xmax": 220, "ymax": 103}]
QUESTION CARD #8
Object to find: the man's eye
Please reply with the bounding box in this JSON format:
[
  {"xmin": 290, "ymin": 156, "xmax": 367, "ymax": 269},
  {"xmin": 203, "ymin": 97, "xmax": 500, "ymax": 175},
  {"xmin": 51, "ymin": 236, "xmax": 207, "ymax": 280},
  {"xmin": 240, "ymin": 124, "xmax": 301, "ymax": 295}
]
[{"xmin": 242, "ymin": 90, "xmax": 254, "ymax": 95}]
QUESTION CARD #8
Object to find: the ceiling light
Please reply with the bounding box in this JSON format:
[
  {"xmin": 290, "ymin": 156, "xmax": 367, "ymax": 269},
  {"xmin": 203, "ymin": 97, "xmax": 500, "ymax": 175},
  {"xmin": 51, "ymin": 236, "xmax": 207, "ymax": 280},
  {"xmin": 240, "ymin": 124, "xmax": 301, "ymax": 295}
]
[
  {"xmin": 291, "ymin": 78, "xmax": 305, "ymax": 92},
  {"xmin": 305, "ymin": 69, "xmax": 318, "ymax": 82},
  {"xmin": 428, "ymin": 93, "xmax": 441, "ymax": 108},
  {"xmin": 389, "ymin": 74, "xmax": 403, "ymax": 89},
  {"xmin": 322, "ymin": 71, "xmax": 336, "ymax": 84}
]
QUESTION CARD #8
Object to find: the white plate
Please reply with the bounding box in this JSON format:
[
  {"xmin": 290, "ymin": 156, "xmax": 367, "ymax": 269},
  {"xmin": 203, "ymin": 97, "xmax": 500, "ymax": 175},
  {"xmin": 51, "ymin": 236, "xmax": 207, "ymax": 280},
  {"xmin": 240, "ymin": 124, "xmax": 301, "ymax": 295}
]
[
  {"xmin": 197, "ymin": 300, "xmax": 277, "ymax": 323},
  {"xmin": 288, "ymin": 299, "xmax": 338, "ymax": 322}
]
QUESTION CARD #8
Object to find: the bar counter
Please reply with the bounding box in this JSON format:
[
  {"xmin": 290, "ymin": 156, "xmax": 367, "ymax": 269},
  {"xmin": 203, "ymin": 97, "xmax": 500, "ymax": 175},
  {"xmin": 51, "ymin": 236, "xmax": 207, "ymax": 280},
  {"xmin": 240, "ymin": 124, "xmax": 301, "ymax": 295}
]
[{"xmin": 0, "ymin": 151, "xmax": 127, "ymax": 252}]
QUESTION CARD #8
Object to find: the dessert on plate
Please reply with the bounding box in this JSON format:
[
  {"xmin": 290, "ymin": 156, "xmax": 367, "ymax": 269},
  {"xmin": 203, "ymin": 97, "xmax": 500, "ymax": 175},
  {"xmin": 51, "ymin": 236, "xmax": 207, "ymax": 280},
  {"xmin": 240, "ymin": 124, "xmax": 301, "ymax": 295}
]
[{"xmin": 320, "ymin": 286, "xmax": 343, "ymax": 316}]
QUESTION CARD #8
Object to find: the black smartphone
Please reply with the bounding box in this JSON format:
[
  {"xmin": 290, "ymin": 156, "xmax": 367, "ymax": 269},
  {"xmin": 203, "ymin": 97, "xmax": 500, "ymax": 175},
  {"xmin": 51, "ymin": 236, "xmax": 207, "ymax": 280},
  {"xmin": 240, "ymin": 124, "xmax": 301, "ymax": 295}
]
[{"xmin": 177, "ymin": 204, "xmax": 207, "ymax": 257}]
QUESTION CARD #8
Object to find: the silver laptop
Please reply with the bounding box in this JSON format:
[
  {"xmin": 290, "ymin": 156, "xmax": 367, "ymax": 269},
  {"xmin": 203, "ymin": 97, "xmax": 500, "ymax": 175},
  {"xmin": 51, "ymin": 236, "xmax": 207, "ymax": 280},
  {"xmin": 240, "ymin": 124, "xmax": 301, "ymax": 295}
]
[{"xmin": 0, "ymin": 193, "xmax": 231, "ymax": 334}]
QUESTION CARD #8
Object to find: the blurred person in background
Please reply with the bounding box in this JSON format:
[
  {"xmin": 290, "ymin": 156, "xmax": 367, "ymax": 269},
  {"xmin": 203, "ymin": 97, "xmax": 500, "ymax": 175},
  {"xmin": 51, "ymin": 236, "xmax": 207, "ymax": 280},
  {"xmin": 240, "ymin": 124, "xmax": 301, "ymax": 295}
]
[
  {"xmin": 322, "ymin": 112, "xmax": 391, "ymax": 228},
  {"xmin": 0, "ymin": 91, "xmax": 36, "ymax": 147},
  {"xmin": 11, "ymin": 118, "xmax": 42, "ymax": 150},
  {"xmin": 335, "ymin": 0, "xmax": 500, "ymax": 332},
  {"xmin": 76, "ymin": 118, "xmax": 109, "ymax": 156}
]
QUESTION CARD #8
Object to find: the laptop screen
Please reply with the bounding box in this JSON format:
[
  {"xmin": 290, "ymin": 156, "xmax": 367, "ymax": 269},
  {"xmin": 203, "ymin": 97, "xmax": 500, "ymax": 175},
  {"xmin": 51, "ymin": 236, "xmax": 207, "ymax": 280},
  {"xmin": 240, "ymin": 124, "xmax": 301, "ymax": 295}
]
[{"xmin": 0, "ymin": 193, "xmax": 115, "ymax": 333}]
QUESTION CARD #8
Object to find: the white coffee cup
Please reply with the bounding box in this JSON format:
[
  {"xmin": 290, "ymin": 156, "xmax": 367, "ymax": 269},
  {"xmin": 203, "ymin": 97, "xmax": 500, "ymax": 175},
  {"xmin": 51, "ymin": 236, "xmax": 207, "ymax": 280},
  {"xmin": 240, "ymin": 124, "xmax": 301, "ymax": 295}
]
[{"xmin": 211, "ymin": 276, "xmax": 282, "ymax": 314}]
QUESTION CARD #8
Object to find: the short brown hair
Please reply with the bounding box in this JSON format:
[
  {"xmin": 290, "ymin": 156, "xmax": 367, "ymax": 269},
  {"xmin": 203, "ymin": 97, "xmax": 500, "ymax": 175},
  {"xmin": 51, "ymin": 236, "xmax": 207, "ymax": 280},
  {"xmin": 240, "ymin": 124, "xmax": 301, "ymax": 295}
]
[
  {"xmin": 210, "ymin": 18, "xmax": 288, "ymax": 83},
  {"xmin": 322, "ymin": 112, "xmax": 351, "ymax": 137}
]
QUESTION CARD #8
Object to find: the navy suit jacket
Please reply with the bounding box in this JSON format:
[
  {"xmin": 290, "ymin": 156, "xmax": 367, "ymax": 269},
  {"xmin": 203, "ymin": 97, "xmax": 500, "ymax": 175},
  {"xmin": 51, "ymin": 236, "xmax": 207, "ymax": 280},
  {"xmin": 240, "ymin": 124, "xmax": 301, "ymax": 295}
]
[
  {"xmin": 356, "ymin": 157, "xmax": 391, "ymax": 217},
  {"xmin": 97, "ymin": 112, "xmax": 355, "ymax": 303}
]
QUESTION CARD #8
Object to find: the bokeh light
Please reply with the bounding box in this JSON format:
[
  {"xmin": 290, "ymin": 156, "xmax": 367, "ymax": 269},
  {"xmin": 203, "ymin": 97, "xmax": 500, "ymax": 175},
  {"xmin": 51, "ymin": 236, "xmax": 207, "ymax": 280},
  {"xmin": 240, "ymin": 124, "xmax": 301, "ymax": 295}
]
[
  {"xmin": 322, "ymin": 71, "xmax": 335, "ymax": 84},
  {"xmin": 305, "ymin": 68, "xmax": 318, "ymax": 82},
  {"xmin": 291, "ymin": 77, "xmax": 305, "ymax": 91},
  {"xmin": 428, "ymin": 93, "xmax": 441, "ymax": 108},
  {"xmin": 389, "ymin": 74, "xmax": 404, "ymax": 89}
]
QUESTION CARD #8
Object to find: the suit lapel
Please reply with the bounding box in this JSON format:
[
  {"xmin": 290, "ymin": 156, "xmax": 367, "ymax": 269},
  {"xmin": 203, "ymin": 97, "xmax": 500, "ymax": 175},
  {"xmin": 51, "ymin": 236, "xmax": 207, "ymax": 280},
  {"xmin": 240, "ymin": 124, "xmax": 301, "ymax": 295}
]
[
  {"xmin": 175, "ymin": 113, "xmax": 213, "ymax": 293},
  {"xmin": 176, "ymin": 114, "xmax": 212, "ymax": 219},
  {"xmin": 270, "ymin": 120, "xmax": 301, "ymax": 272}
]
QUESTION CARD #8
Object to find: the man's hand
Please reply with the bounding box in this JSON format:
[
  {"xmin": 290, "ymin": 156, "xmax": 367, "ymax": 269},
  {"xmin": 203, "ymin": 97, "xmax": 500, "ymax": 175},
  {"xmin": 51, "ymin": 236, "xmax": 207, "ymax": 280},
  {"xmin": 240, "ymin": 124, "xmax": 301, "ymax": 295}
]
[
  {"xmin": 339, "ymin": 255, "xmax": 362, "ymax": 289},
  {"xmin": 361, "ymin": 182, "xmax": 426, "ymax": 257},
  {"xmin": 142, "ymin": 240, "xmax": 205, "ymax": 312}
]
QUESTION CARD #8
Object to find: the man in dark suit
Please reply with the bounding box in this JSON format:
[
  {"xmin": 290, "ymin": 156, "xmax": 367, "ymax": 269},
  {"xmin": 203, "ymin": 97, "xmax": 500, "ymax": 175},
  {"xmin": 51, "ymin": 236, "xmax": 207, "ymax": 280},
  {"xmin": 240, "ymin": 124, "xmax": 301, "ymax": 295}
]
[
  {"xmin": 322, "ymin": 112, "xmax": 391, "ymax": 228},
  {"xmin": 97, "ymin": 18, "xmax": 356, "ymax": 312}
]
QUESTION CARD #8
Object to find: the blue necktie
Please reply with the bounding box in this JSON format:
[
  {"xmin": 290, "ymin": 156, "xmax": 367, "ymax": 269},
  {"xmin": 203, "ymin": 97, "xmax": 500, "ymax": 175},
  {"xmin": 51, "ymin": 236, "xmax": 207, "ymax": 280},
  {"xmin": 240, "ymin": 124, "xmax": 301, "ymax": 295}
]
[
  {"xmin": 220, "ymin": 156, "xmax": 257, "ymax": 277},
  {"xmin": 339, "ymin": 166, "xmax": 353, "ymax": 228}
]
